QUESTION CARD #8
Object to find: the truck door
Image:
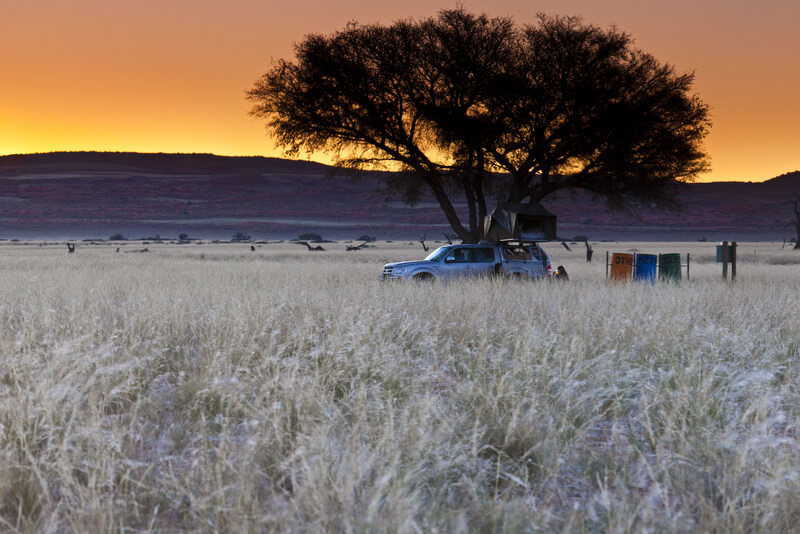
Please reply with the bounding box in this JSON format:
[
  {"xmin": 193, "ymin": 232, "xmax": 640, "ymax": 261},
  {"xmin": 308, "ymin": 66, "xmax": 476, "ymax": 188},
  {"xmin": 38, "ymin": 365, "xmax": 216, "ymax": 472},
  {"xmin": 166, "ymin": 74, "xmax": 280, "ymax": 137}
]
[
  {"xmin": 501, "ymin": 244, "xmax": 533, "ymax": 276},
  {"xmin": 529, "ymin": 244, "xmax": 546, "ymax": 277},
  {"xmin": 471, "ymin": 246, "xmax": 497, "ymax": 275},
  {"xmin": 440, "ymin": 247, "xmax": 472, "ymax": 279}
]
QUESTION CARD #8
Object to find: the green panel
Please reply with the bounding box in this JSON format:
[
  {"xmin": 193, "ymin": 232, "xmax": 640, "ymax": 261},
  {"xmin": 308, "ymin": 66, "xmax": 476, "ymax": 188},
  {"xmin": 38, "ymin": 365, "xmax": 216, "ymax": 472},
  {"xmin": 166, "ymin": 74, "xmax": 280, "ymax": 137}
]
[{"xmin": 659, "ymin": 253, "xmax": 682, "ymax": 281}]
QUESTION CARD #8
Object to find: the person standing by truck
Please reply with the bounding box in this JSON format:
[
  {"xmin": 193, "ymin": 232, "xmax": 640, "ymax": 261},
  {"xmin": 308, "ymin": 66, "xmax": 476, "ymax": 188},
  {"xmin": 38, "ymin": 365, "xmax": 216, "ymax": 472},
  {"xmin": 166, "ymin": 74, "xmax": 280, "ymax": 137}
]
[{"xmin": 553, "ymin": 265, "xmax": 569, "ymax": 281}]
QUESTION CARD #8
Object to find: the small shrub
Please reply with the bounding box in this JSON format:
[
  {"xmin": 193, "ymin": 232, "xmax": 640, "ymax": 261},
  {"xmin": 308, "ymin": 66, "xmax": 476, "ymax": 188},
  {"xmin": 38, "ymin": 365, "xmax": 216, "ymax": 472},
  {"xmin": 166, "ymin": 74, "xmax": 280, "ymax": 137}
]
[
  {"xmin": 109, "ymin": 233, "xmax": 126, "ymax": 241},
  {"xmin": 356, "ymin": 234, "xmax": 377, "ymax": 242},
  {"xmin": 232, "ymin": 232, "xmax": 252, "ymax": 242}
]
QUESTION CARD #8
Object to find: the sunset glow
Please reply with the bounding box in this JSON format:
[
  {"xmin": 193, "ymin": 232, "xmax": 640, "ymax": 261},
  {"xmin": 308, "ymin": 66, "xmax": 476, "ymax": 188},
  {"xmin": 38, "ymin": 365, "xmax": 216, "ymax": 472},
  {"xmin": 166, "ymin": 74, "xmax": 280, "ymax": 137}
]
[{"xmin": 3, "ymin": 0, "xmax": 798, "ymax": 181}]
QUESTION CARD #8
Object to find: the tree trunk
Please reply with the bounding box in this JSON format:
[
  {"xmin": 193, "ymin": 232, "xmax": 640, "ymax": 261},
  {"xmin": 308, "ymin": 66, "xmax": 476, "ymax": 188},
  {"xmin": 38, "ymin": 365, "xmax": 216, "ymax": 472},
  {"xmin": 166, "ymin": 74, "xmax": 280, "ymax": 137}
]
[
  {"xmin": 425, "ymin": 173, "xmax": 475, "ymax": 243},
  {"xmin": 462, "ymin": 154, "xmax": 480, "ymax": 243},
  {"xmin": 793, "ymin": 221, "xmax": 800, "ymax": 249},
  {"xmin": 475, "ymin": 151, "xmax": 488, "ymax": 239},
  {"xmin": 786, "ymin": 219, "xmax": 800, "ymax": 250},
  {"xmin": 464, "ymin": 180, "xmax": 480, "ymax": 243}
]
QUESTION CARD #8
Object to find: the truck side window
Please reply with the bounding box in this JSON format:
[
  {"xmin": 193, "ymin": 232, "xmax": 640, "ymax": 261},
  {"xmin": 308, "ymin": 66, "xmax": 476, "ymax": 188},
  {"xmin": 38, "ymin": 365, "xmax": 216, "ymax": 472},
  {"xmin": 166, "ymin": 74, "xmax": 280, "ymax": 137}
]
[
  {"xmin": 474, "ymin": 247, "xmax": 495, "ymax": 263},
  {"xmin": 446, "ymin": 248, "xmax": 470, "ymax": 263},
  {"xmin": 504, "ymin": 246, "xmax": 531, "ymax": 261}
]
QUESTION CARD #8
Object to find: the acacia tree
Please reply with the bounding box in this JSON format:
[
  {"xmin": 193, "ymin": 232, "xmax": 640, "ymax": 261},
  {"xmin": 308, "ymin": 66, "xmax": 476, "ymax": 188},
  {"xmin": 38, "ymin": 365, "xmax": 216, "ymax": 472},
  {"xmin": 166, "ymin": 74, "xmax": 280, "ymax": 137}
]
[{"xmin": 248, "ymin": 9, "xmax": 710, "ymax": 243}]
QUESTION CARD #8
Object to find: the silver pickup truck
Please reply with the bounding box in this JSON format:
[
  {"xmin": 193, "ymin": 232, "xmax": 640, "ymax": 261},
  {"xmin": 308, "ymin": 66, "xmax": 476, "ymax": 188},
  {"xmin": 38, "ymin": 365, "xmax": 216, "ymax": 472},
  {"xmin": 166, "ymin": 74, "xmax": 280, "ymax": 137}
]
[{"xmin": 379, "ymin": 242, "xmax": 552, "ymax": 281}]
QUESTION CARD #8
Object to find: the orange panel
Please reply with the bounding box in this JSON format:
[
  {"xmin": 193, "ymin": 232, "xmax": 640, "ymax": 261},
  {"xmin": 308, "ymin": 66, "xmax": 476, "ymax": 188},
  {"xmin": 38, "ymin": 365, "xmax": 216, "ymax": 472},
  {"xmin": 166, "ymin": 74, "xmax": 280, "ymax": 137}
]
[{"xmin": 610, "ymin": 253, "xmax": 634, "ymax": 282}]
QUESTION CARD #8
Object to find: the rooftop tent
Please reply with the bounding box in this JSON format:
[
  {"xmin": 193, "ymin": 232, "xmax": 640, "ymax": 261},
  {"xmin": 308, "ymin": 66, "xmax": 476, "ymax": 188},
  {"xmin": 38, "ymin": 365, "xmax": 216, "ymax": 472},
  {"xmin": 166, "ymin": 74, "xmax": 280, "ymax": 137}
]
[{"xmin": 482, "ymin": 202, "xmax": 557, "ymax": 242}]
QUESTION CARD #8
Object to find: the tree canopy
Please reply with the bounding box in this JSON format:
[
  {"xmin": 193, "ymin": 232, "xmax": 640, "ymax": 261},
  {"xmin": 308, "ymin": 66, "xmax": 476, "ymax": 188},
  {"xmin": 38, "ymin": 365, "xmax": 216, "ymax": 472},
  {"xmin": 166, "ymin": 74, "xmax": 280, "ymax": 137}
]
[{"xmin": 248, "ymin": 9, "xmax": 710, "ymax": 242}]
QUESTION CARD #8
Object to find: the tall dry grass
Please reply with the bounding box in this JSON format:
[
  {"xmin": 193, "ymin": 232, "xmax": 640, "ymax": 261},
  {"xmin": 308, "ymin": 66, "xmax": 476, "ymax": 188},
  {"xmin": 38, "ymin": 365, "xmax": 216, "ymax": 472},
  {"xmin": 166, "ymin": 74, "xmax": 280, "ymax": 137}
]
[{"xmin": 1, "ymin": 241, "xmax": 799, "ymax": 531}]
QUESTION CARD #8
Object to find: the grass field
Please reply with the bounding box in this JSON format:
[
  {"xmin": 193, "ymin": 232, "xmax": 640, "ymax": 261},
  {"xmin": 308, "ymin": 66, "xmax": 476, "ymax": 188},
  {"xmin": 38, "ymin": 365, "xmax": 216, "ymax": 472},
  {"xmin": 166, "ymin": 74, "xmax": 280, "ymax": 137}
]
[{"xmin": 1, "ymin": 240, "xmax": 799, "ymax": 531}]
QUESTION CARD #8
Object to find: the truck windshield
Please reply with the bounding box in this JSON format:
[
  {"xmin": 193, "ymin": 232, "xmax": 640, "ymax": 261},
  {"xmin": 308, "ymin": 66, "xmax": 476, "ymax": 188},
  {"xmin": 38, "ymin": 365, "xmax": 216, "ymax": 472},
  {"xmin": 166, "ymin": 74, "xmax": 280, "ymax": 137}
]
[{"xmin": 424, "ymin": 246, "xmax": 451, "ymax": 262}]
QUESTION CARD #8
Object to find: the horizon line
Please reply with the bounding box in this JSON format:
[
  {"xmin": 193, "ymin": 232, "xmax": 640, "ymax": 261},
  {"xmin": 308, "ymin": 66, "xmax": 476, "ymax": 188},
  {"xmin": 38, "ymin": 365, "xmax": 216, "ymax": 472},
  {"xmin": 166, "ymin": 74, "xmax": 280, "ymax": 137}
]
[{"xmin": 2, "ymin": 149, "xmax": 797, "ymax": 184}]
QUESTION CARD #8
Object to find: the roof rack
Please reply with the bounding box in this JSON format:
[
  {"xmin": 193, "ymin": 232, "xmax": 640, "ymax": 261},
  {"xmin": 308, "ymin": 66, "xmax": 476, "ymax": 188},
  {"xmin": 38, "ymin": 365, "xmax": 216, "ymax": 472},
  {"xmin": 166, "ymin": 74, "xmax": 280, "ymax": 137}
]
[{"xmin": 499, "ymin": 238, "xmax": 541, "ymax": 245}]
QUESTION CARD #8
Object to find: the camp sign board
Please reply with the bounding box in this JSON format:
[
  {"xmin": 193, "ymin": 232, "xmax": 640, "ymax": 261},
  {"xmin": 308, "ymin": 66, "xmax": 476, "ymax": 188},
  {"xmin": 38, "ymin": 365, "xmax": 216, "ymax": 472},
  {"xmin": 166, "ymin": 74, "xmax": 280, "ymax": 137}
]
[
  {"xmin": 659, "ymin": 253, "xmax": 682, "ymax": 281},
  {"xmin": 634, "ymin": 254, "xmax": 657, "ymax": 283},
  {"xmin": 609, "ymin": 252, "xmax": 684, "ymax": 282},
  {"xmin": 610, "ymin": 253, "xmax": 634, "ymax": 281}
]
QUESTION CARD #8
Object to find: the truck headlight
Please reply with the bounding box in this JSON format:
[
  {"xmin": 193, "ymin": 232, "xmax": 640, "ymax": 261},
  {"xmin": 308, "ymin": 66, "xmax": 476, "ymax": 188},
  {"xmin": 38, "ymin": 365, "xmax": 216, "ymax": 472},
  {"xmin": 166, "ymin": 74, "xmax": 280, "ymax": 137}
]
[{"xmin": 394, "ymin": 267, "xmax": 407, "ymax": 274}]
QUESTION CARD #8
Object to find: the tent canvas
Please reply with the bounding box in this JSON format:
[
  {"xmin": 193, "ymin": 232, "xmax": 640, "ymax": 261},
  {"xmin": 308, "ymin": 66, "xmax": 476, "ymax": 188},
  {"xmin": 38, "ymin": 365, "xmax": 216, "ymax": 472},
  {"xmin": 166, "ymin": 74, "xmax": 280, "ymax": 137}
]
[{"xmin": 482, "ymin": 202, "xmax": 557, "ymax": 242}]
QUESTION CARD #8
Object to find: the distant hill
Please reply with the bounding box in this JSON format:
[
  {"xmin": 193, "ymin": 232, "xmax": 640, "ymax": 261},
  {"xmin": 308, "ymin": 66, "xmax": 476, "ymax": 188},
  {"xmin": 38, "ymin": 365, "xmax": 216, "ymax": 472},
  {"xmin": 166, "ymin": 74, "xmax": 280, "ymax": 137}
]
[{"xmin": 1, "ymin": 151, "xmax": 798, "ymax": 240}]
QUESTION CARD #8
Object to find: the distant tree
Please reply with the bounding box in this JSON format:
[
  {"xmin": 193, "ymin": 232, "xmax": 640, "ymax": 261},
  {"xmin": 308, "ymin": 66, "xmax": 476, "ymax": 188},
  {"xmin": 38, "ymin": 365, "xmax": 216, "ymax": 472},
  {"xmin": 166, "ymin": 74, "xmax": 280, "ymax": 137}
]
[
  {"xmin": 787, "ymin": 194, "xmax": 800, "ymax": 249},
  {"xmin": 108, "ymin": 233, "xmax": 126, "ymax": 241},
  {"xmin": 585, "ymin": 241, "xmax": 594, "ymax": 262},
  {"xmin": 356, "ymin": 234, "xmax": 377, "ymax": 242},
  {"xmin": 232, "ymin": 231, "xmax": 252, "ymax": 242},
  {"xmin": 249, "ymin": 9, "xmax": 710, "ymax": 243},
  {"xmin": 178, "ymin": 233, "xmax": 190, "ymax": 241},
  {"xmin": 298, "ymin": 232, "xmax": 324, "ymax": 241}
]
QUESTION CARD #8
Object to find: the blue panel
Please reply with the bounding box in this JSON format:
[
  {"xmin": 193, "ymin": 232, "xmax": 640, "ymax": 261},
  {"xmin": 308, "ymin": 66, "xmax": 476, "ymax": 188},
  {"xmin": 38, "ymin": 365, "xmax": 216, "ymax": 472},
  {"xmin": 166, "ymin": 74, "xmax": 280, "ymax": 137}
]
[{"xmin": 634, "ymin": 254, "xmax": 657, "ymax": 283}]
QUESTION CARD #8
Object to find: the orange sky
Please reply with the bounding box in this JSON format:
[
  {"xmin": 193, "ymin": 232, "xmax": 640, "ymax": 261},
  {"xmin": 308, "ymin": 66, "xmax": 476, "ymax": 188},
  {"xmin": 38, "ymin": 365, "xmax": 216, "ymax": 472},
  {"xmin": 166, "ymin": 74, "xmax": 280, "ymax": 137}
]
[{"xmin": 2, "ymin": 0, "xmax": 798, "ymax": 181}]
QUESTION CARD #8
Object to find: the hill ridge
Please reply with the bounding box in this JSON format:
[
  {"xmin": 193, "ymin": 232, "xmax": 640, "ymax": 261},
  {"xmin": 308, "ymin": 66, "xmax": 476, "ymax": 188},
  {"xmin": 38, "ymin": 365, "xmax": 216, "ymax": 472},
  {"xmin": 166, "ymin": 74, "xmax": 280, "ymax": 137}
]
[{"xmin": 0, "ymin": 152, "xmax": 797, "ymax": 240}]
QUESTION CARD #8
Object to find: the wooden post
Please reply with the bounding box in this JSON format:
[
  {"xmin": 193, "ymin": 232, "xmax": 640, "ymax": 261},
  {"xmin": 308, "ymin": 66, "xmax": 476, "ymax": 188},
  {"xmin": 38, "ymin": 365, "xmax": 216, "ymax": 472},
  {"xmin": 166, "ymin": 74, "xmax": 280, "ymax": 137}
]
[
  {"xmin": 606, "ymin": 250, "xmax": 610, "ymax": 279},
  {"xmin": 721, "ymin": 241, "xmax": 729, "ymax": 280},
  {"xmin": 731, "ymin": 241, "xmax": 737, "ymax": 281},
  {"xmin": 687, "ymin": 253, "xmax": 690, "ymax": 281}
]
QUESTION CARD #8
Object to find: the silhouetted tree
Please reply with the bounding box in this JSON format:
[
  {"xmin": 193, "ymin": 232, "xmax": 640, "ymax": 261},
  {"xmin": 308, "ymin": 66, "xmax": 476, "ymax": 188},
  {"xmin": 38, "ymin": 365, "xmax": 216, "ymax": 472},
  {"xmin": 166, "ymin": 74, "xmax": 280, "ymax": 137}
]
[
  {"xmin": 788, "ymin": 194, "xmax": 800, "ymax": 249},
  {"xmin": 297, "ymin": 241, "xmax": 325, "ymax": 251},
  {"xmin": 298, "ymin": 232, "xmax": 324, "ymax": 241},
  {"xmin": 249, "ymin": 9, "xmax": 710, "ymax": 243}
]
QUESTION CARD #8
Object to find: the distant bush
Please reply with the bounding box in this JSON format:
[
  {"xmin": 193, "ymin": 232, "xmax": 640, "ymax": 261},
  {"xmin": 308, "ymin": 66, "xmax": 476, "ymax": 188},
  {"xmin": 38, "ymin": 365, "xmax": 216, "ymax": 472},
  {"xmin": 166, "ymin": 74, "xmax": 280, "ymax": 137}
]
[
  {"xmin": 357, "ymin": 234, "xmax": 377, "ymax": 242},
  {"xmin": 232, "ymin": 232, "xmax": 252, "ymax": 242},
  {"xmin": 177, "ymin": 233, "xmax": 197, "ymax": 242},
  {"xmin": 298, "ymin": 232, "xmax": 323, "ymax": 241},
  {"xmin": 766, "ymin": 256, "xmax": 800, "ymax": 265},
  {"xmin": 108, "ymin": 233, "xmax": 127, "ymax": 241}
]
